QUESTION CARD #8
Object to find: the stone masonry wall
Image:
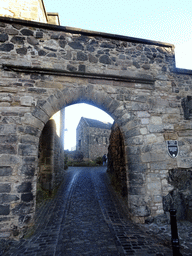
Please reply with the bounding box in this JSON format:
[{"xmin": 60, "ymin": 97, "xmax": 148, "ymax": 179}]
[
  {"xmin": 163, "ymin": 168, "xmax": 192, "ymax": 221},
  {"xmin": 76, "ymin": 118, "xmax": 111, "ymax": 160},
  {"xmin": 89, "ymin": 126, "xmax": 111, "ymax": 160},
  {"xmin": 0, "ymin": 17, "xmax": 192, "ymax": 236},
  {"xmin": 76, "ymin": 118, "xmax": 89, "ymax": 159}
]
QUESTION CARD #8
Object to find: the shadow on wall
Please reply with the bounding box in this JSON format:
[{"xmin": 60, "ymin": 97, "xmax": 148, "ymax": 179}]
[
  {"xmin": 107, "ymin": 122, "xmax": 128, "ymax": 198},
  {"xmin": 37, "ymin": 119, "xmax": 64, "ymax": 197}
]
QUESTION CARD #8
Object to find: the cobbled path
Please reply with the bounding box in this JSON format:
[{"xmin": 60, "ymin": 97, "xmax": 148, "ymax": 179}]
[{"xmin": 1, "ymin": 167, "xmax": 186, "ymax": 255}]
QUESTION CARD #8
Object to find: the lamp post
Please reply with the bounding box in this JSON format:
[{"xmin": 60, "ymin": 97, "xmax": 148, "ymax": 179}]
[{"xmin": 170, "ymin": 209, "xmax": 182, "ymax": 256}]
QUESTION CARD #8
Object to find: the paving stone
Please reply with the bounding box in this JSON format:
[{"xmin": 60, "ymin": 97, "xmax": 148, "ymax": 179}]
[{"xmin": 1, "ymin": 167, "xmax": 191, "ymax": 255}]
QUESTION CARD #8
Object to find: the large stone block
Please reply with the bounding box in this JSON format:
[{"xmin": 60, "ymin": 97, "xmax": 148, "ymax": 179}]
[
  {"xmin": 129, "ymin": 185, "xmax": 146, "ymax": 195},
  {"xmin": 0, "ymin": 184, "xmax": 11, "ymax": 193},
  {"xmin": 17, "ymin": 182, "xmax": 32, "ymax": 193},
  {"xmin": 147, "ymin": 181, "xmax": 162, "ymax": 195},
  {"xmin": 127, "ymin": 154, "xmax": 141, "ymax": 163},
  {"xmin": 21, "ymin": 193, "xmax": 33, "ymax": 202},
  {"xmin": 0, "ymin": 167, "xmax": 12, "ymax": 176},
  {"xmin": 128, "ymin": 163, "xmax": 148, "ymax": 173},
  {"xmin": 126, "ymin": 135, "xmax": 143, "ymax": 146},
  {"xmin": 0, "ymin": 135, "xmax": 18, "ymax": 144},
  {"xmin": 18, "ymin": 144, "xmax": 37, "ymax": 156},
  {"xmin": 125, "ymin": 127, "xmax": 141, "ymax": 138},
  {"xmin": 20, "ymin": 96, "xmax": 33, "ymax": 106},
  {"xmin": 144, "ymin": 134, "xmax": 164, "ymax": 144},
  {"xmin": 12, "ymin": 203, "xmax": 31, "ymax": 215},
  {"xmin": 126, "ymin": 145, "xmax": 141, "ymax": 155},
  {"xmin": 0, "ymin": 194, "xmax": 19, "ymax": 204},
  {"xmin": 21, "ymin": 113, "xmax": 44, "ymax": 130},
  {"xmin": 177, "ymin": 157, "xmax": 192, "ymax": 168},
  {"xmin": 129, "ymin": 195, "xmax": 151, "ymax": 217},
  {"xmin": 0, "ymin": 145, "xmax": 16, "ymax": 154},
  {"xmin": 24, "ymin": 126, "xmax": 40, "ymax": 136},
  {"xmin": 129, "ymin": 173, "xmax": 145, "ymax": 184},
  {"xmin": 32, "ymin": 108, "xmax": 49, "ymax": 124},
  {"xmin": 148, "ymin": 124, "xmax": 164, "ymax": 133},
  {"xmin": 0, "ymin": 124, "xmax": 16, "ymax": 135},
  {"xmin": 0, "ymin": 205, "xmax": 10, "ymax": 215},
  {"xmin": 0, "ymin": 155, "xmax": 20, "ymax": 165},
  {"xmin": 20, "ymin": 165, "xmax": 35, "ymax": 176},
  {"xmin": 20, "ymin": 135, "xmax": 38, "ymax": 144},
  {"xmin": 137, "ymin": 111, "xmax": 150, "ymax": 118},
  {"xmin": 141, "ymin": 152, "xmax": 166, "ymax": 162}
]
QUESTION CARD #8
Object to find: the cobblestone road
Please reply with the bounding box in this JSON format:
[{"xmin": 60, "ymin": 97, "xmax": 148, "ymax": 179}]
[{"xmin": 1, "ymin": 167, "xmax": 185, "ymax": 255}]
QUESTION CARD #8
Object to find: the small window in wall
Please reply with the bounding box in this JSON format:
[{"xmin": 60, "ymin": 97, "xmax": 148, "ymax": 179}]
[
  {"xmin": 96, "ymin": 137, "xmax": 98, "ymax": 144},
  {"xmin": 105, "ymin": 138, "xmax": 108, "ymax": 144},
  {"xmin": 79, "ymin": 140, "xmax": 81, "ymax": 149}
]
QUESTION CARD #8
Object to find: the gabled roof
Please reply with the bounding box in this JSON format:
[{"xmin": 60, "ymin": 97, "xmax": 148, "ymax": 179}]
[{"xmin": 81, "ymin": 117, "xmax": 112, "ymax": 129}]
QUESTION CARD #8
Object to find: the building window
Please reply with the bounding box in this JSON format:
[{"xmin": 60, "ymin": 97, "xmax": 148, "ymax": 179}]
[
  {"xmin": 78, "ymin": 140, "xmax": 81, "ymax": 149},
  {"xmin": 96, "ymin": 137, "xmax": 98, "ymax": 144}
]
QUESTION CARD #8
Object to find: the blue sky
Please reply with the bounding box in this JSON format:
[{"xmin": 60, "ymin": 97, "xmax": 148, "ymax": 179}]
[
  {"xmin": 44, "ymin": 0, "xmax": 192, "ymax": 68},
  {"xmin": 46, "ymin": 0, "xmax": 192, "ymax": 149}
]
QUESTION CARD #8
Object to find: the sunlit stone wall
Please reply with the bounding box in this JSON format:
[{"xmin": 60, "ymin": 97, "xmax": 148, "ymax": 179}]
[
  {"xmin": 0, "ymin": 16, "xmax": 191, "ymax": 237},
  {"xmin": 0, "ymin": 0, "xmax": 47, "ymax": 23}
]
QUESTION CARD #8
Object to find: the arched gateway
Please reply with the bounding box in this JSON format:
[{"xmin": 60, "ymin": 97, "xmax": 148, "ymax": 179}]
[{"xmin": 0, "ymin": 15, "xmax": 192, "ymax": 238}]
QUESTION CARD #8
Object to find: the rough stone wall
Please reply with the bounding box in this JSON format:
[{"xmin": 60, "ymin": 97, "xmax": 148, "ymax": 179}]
[
  {"xmin": 163, "ymin": 168, "xmax": 192, "ymax": 221},
  {"xmin": 76, "ymin": 118, "xmax": 89, "ymax": 159},
  {"xmin": 76, "ymin": 118, "xmax": 111, "ymax": 160},
  {"xmin": 0, "ymin": 17, "xmax": 192, "ymax": 236},
  {"xmin": 107, "ymin": 122, "xmax": 127, "ymax": 198},
  {"xmin": 89, "ymin": 126, "xmax": 111, "ymax": 160},
  {"xmin": 0, "ymin": 0, "xmax": 47, "ymax": 23}
]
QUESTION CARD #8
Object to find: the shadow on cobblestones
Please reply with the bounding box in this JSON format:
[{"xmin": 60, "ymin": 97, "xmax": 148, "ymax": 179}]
[{"xmin": 1, "ymin": 167, "xmax": 191, "ymax": 255}]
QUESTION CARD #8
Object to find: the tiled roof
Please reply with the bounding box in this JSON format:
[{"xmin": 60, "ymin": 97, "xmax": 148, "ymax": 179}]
[{"xmin": 82, "ymin": 117, "xmax": 112, "ymax": 129}]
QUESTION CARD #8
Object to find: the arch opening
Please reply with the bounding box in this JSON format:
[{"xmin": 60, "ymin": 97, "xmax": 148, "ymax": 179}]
[{"xmin": 36, "ymin": 100, "xmax": 128, "ymax": 217}]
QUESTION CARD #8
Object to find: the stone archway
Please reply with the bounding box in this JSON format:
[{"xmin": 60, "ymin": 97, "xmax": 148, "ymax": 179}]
[
  {"xmin": 21, "ymin": 84, "xmax": 147, "ymax": 228},
  {"xmin": 0, "ymin": 76, "xmax": 159, "ymax": 237},
  {"xmin": 1, "ymin": 17, "xmax": 192, "ymax": 238}
]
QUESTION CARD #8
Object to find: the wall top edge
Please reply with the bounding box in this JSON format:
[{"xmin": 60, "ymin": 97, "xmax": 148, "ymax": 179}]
[
  {"xmin": 0, "ymin": 16, "xmax": 174, "ymax": 48},
  {"xmin": 174, "ymin": 68, "xmax": 192, "ymax": 75}
]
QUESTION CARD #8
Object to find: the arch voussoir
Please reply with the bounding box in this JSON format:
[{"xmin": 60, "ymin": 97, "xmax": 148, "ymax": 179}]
[
  {"xmin": 32, "ymin": 107, "xmax": 50, "ymax": 124},
  {"xmin": 47, "ymin": 94, "xmax": 64, "ymax": 113},
  {"xmin": 22, "ymin": 113, "xmax": 45, "ymax": 131},
  {"xmin": 37, "ymin": 100, "xmax": 56, "ymax": 119}
]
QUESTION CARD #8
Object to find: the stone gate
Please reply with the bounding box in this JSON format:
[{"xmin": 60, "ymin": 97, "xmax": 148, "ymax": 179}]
[{"xmin": 0, "ymin": 15, "xmax": 192, "ymax": 238}]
